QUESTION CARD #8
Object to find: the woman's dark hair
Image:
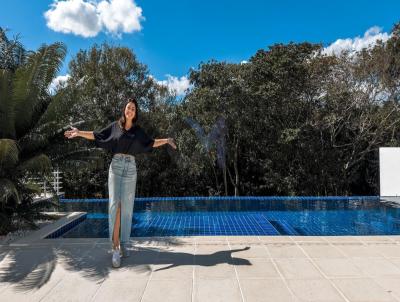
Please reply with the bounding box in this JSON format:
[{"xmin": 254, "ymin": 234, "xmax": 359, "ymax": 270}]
[{"xmin": 118, "ymin": 97, "xmax": 139, "ymax": 130}]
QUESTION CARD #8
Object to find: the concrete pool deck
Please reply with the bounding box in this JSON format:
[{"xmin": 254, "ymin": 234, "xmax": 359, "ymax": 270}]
[{"xmin": 2, "ymin": 236, "xmax": 400, "ymax": 301}]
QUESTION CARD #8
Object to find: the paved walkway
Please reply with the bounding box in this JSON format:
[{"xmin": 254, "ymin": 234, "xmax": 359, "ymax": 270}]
[{"xmin": 2, "ymin": 236, "xmax": 400, "ymax": 301}]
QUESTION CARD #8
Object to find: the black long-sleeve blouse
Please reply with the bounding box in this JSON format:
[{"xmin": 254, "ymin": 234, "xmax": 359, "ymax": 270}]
[{"xmin": 93, "ymin": 121, "xmax": 155, "ymax": 155}]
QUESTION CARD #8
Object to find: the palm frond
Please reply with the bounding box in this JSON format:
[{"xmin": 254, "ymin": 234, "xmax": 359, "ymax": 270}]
[
  {"xmin": 0, "ymin": 139, "xmax": 19, "ymax": 170},
  {"xmin": 23, "ymin": 182, "xmax": 42, "ymax": 195},
  {"xmin": 0, "ymin": 70, "xmax": 16, "ymax": 138},
  {"xmin": 17, "ymin": 131, "xmax": 49, "ymax": 156},
  {"xmin": 12, "ymin": 42, "xmax": 67, "ymax": 137},
  {"xmin": 17, "ymin": 154, "xmax": 51, "ymax": 175},
  {"xmin": 39, "ymin": 81, "xmax": 73, "ymax": 126},
  {"xmin": 0, "ymin": 212, "xmax": 13, "ymax": 234},
  {"xmin": 0, "ymin": 178, "xmax": 20, "ymax": 204},
  {"xmin": 0, "ymin": 27, "xmax": 27, "ymax": 70}
]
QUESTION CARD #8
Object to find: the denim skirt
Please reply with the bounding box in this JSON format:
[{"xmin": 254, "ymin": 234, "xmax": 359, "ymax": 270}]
[{"xmin": 108, "ymin": 153, "xmax": 137, "ymax": 246}]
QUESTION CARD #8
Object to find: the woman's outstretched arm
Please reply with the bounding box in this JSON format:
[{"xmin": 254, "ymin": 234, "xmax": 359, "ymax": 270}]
[
  {"xmin": 153, "ymin": 138, "xmax": 177, "ymax": 149},
  {"xmin": 64, "ymin": 127, "xmax": 95, "ymax": 140}
]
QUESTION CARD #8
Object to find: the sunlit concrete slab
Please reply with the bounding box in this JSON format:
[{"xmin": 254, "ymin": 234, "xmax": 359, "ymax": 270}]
[{"xmin": 1, "ymin": 236, "xmax": 400, "ymax": 301}]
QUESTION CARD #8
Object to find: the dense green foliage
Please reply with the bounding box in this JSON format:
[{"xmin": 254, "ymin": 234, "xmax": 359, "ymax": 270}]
[
  {"xmin": 0, "ymin": 28, "xmax": 65, "ymax": 233},
  {"xmin": 56, "ymin": 24, "xmax": 400, "ymax": 198},
  {"xmin": 2, "ymin": 23, "xmax": 400, "ymax": 224}
]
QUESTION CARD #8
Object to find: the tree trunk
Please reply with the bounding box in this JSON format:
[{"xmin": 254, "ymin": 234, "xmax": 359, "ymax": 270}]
[
  {"xmin": 223, "ymin": 165, "xmax": 228, "ymax": 196},
  {"xmin": 233, "ymin": 138, "xmax": 240, "ymax": 196},
  {"xmin": 208, "ymin": 152, "xmax": 220, "ymax": 194}
]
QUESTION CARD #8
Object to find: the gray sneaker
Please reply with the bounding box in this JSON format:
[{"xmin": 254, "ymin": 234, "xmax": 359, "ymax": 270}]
[
  {"xmin": 120, "ymin": 244, "xmax": 130, "ymax": 258},
  {"xmin": 111, "ymin": 248, "xmax": 121, "ymax": 268}
]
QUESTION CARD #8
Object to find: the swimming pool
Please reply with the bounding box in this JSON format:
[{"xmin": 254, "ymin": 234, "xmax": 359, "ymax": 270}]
[{"xmin": 52, "ymin": 196, "xmax": 400, "ymax": 237}]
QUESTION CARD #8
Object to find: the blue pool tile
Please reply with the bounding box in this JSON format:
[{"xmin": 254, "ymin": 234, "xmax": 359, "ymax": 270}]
[{"xmin": 44, "ymin": 197, "xmax": 400, "ymax": 238}]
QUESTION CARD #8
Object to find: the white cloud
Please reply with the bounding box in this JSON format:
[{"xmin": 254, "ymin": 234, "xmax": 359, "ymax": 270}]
[
  {"xmin": 44, "ymin": 0, "xmax": 101, "ymax": 37},
  {"xmin": 48, "ymin": 74, "xmax": 71, "ymax": 94},
  {"xmin": 240, "ymin": 60, "xmax": 248, "ymax": 65},
  {"xmin": 97, "ymin": 0, "xmax": 143, "ymax": 36},
  {"xmin": 323, "ymin": 26, "xmax": 390, "ymax": 56},
  {"xmin": 157, "ymin": 75, "xmax": 191, "ymax": 96},
  {"xmin": 44, "ymin": 0, "xmax": 144, "ymax": 38}
]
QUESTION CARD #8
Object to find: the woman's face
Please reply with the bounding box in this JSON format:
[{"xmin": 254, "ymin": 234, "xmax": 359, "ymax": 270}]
[{"xmin": 124, "ymin": 102, "xmax": 136, "ymax": 121}]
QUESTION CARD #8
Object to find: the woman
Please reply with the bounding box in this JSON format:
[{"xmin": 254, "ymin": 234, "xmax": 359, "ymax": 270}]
[{"xmin": 64, "ymin": 98, "xmax": 177, "ymax": 268}]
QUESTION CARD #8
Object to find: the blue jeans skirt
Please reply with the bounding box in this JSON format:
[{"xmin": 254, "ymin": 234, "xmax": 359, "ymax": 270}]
[{"xmin": 108, "ymin": 153, "xmax": 137, "ymax": 247}]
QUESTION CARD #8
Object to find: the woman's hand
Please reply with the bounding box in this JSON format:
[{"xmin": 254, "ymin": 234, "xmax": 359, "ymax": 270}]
[
  {"xmin": 167, "ymin": 138, "xmax": 177, "ymax": 149},
  {"xmin": 64, "ymin": 127, "xmax": 80, "ymax": 139}
]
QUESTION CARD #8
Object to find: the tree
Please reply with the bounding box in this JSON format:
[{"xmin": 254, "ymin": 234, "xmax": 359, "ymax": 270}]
[
  {"xmin": 51, "ymin": 43, "xmax": 172, "ymax": 197},
  {"xmin": 0, "ymin": 27, "xmax": 27, "ymax": 71},
  {"xmin": 0, "ymin": 36, "xmax": 66, "ymax": 234}
]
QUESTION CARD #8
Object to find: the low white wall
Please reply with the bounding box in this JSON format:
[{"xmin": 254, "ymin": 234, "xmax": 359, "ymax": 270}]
[{"xmin": 380, "ymin": 147, "xmax": 400, "ymax": 197}]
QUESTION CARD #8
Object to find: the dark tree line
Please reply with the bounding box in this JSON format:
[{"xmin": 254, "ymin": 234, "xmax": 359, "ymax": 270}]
[
  {"xmin": 2, "ymin": 23, "xmax": 400, "ymax": 218},
  {"xmin": 56, "ymin": 24, "xmax": 400, "ymax": 198}
]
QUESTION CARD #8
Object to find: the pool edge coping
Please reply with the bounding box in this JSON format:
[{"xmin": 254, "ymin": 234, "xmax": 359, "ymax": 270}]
[{"xmin": 7, "ymin": 211, "xmax": 87, "ymax": 247}]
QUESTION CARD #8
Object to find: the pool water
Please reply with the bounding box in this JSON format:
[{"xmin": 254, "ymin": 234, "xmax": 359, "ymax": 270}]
[{"xmin": 56, "ymin": 197, "xmax": 400, "ymax": 237}]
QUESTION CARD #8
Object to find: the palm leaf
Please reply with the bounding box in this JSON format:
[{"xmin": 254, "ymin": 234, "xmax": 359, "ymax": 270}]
[
  {"xmin": 39, "ymin": 82, "xmax": 73, "ymax": 126},
  {"xmin": 13, "ymin": 42, "xmax": 66, "ymax": 137},
  {"xmin": 0, "ymin": 139, "xmax": 19, "ymax": 170},
  {"xmin": 23, "ymin": 182, "xmax": 42, "ymax": 195},
  {"xmin": 0, "ymin": 70, "xmax": 16, "ymax": 138},
  {"xmin": 0, "ymin": 178, "xmax": 20, "ymax": 204},
  {"xmin": 0, "ymin": 27, "xmax": 27, "ymax": 70},
  {"xmin": 17, "ymin": 154, "xmax": 51, "ymax": 175}
]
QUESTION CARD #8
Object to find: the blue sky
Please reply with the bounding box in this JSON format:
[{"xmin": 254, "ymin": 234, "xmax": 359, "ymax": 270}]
[{"xmin": 1, "ymin": 0, "xmax": 399, "ymax": 93}]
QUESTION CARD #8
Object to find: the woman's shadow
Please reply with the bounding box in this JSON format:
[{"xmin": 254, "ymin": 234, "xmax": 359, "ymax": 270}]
[{"xmin": 150, "ymin": 246, "xmax": 251, "ymax": 271}]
